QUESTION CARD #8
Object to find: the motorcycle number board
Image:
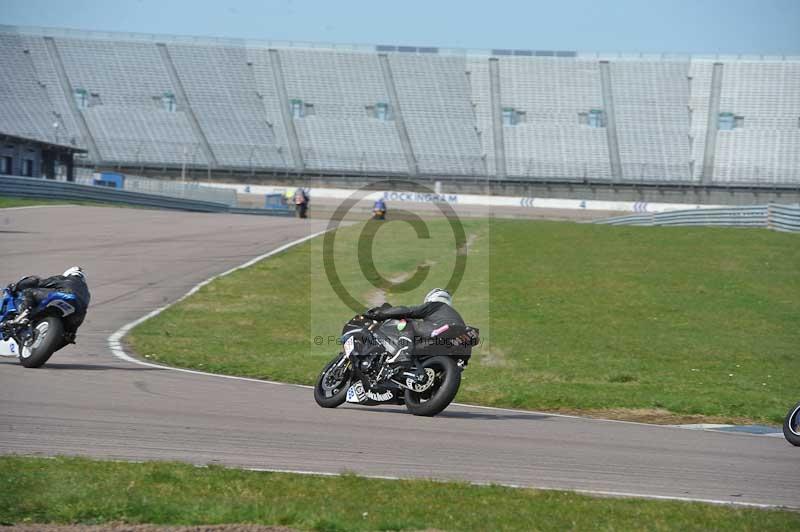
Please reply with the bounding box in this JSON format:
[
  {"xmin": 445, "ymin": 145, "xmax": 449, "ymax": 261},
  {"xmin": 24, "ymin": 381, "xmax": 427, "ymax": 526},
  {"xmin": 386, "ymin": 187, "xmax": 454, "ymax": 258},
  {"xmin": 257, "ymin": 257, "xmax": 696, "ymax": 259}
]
[{"xmin": 0, "ymin": 338, "xmax": 18, "ymax": 357}]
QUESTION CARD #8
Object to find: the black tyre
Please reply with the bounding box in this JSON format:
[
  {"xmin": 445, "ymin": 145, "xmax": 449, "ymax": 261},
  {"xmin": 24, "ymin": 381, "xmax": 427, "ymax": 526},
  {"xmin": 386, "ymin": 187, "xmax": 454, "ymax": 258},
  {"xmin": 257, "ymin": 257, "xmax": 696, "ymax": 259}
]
[
  {"xmin": 404, "ymin": 356, "xmax": 461, "ymax": 417},
  {"xmin": 314, "ymin": 354, "xmax": 352, "ymax": 408},
  {"xmin": 783, "ymin": 401, "xmax": 800, "ymax": 447},
  {"xmin": 18, "ymin": 317, "xmax": 63, "ymax": 368}
]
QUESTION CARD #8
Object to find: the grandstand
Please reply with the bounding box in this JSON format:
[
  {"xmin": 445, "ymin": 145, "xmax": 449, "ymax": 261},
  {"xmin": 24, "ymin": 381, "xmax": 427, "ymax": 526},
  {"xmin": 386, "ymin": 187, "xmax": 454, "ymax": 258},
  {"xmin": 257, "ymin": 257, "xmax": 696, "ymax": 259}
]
[{"xmin": 1, "ymin": 25, "xmax": 798, "ymax": 188}]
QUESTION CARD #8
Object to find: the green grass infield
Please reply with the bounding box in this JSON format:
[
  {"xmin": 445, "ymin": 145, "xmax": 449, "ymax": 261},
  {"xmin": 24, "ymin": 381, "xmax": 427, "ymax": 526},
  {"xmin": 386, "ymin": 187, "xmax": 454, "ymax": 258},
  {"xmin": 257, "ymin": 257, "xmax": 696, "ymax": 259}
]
[{"xmin": 129, "ymin": 219, "xmax": 799, "ymax": 424}]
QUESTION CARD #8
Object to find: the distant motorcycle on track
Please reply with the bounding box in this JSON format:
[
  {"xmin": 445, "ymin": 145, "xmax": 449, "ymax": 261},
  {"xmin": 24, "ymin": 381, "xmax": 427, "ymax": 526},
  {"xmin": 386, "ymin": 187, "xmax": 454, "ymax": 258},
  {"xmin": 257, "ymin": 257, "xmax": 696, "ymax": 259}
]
[
  {"xmin": 371, "ymin": 198, "xmax": 387, "ymax": 220},
  {"xmin": 314, "ymin": 306, "xmax": 479, "ymax": 417},
  {"xmin": 783, "ymin": 401, "xmax": 800, "ymax": 446}
]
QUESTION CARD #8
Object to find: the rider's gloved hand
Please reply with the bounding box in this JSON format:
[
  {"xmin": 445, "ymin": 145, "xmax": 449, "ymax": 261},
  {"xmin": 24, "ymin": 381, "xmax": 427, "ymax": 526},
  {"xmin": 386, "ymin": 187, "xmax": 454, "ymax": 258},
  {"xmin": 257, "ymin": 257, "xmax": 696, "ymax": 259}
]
[{"xmin": 5, "ymin": 283, "xmax": 15, "ymax": 294}]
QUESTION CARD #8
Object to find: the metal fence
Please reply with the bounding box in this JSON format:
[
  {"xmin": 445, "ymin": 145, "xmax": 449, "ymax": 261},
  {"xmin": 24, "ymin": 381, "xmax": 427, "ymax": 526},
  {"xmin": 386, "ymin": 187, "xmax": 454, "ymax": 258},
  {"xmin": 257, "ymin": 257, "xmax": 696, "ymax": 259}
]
[
  {"xmin": 121, "ymin": 175, "xmax": 237, "ymax": 207},
  {"xmin": 0, "ymin": 175, "xmax": 291, "ymax": 216},
  {"xmin": 595, "ymin": 204, "xmax": 800, "ymax": 233}
]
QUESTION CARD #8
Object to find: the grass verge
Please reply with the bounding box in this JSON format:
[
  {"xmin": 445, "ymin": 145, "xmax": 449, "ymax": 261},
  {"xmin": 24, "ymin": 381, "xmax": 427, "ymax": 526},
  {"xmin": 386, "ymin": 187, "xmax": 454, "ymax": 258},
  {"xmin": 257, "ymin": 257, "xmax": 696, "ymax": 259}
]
[
  {"xmin": 0, "ymin": 196, "xmax": 74, "ymax": 208},
  {"xmin": 128, "ymin": 219, "xmax": 799, "ymax": 424},
  {"xmin": 1, "ymin": 456, "xmax": 797, "ymax": 531},
  {"xmin": 0, "ymin": 196, "xmax": 119, "ymax": 209}
]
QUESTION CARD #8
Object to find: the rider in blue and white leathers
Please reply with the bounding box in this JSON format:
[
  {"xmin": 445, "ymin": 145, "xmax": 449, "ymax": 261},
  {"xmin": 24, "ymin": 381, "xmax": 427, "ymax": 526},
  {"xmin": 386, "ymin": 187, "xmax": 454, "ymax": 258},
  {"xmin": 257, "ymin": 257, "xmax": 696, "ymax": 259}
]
[{"xmin": 6, "ymin": 266, "xmax": 91, "ymax": 342}]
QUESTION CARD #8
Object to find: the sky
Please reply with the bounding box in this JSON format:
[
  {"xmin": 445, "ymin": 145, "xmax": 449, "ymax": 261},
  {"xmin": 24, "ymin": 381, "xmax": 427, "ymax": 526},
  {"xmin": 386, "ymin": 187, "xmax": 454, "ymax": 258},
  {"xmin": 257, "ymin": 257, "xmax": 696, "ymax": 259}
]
[{"xmin": 1, "ymin": 0, "xmax": 799, "ymax": 55}]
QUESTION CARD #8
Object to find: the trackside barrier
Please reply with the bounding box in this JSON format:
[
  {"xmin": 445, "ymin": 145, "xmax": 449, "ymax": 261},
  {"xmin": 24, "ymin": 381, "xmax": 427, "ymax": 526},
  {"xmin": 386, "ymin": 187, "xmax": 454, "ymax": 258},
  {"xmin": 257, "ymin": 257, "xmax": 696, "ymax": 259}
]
[
  {"xmin": 229, "ymin": 206, "xmax": 292, "ymax": 216},
  {"xmin": 122, "ymin": 175, "xmax": 238, "ymax": 207},
  {"xmin": 0, "ymin": 175, "xmax": 292, "ymax": 216},
  {"xmin": 769, "ymin": 204, "xmax": 800, "ymax": 233},
  {"xmin": 595, "ymin": 204, "xmax": 800, "ymax": 233}
]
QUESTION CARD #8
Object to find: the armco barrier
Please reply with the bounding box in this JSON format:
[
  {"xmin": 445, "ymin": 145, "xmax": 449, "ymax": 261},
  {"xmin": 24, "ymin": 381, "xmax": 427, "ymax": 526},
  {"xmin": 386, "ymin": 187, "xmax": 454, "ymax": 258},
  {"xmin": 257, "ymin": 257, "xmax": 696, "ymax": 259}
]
[
  {"xmin": 2, "ymin": 175, "xmax": 226, "ymax": 212},
  {"xmin": 229, "ymin": 206, "xmax": 293, "ymax": 216},
  {"xmin": 122, "ymin": 175, "xmax": 238, "ymax": 207},
  {"xmin": 1, "ymin": 175, "xmax": 292, "ymax": 216},
  {"xmin": 769, "ymin": 204, "xmax": 800, "ymax": 233},
  {"xmin": 595, "ymin": 204, "xmax": 799, "ymax": 233}
]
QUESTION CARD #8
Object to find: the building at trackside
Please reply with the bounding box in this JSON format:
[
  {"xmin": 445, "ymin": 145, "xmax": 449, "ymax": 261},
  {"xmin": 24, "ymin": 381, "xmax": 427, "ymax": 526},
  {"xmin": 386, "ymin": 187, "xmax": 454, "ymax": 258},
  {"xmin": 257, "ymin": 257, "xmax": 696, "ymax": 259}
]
[{"xmin": 0, "ymin": 132, "xmax": 85, "ymax": 180}]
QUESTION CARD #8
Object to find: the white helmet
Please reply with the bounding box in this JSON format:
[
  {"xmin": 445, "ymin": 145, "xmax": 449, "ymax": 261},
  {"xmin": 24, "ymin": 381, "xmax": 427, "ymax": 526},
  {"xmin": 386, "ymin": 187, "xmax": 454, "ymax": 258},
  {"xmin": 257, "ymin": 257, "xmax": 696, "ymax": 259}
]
[
  {"xmin": 63, "ymin": 266, "xmax": 86, "ymax": 281},
  {"xmin": 424, "ymin": 287, "xmax": 452, "ymax": 306}
]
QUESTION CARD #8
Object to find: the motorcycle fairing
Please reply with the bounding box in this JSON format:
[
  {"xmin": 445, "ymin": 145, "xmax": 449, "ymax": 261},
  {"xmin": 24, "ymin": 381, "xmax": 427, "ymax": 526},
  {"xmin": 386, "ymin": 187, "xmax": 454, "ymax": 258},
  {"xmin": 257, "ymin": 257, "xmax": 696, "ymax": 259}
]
[
  {"xmin": 39, "ymin": 292, "xmax": 77, "ymax": 317},
  {"xmin": 346, "ymin": 380, "xmax": 396, "ymax": 404}
]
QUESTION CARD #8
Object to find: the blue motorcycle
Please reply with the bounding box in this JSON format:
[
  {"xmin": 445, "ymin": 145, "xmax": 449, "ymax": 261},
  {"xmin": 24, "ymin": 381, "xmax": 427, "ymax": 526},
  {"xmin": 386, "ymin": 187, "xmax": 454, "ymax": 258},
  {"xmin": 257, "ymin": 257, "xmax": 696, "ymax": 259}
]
[{"xmin": 0, "ymin": 287, "xmax": 79, "ymax": 368}]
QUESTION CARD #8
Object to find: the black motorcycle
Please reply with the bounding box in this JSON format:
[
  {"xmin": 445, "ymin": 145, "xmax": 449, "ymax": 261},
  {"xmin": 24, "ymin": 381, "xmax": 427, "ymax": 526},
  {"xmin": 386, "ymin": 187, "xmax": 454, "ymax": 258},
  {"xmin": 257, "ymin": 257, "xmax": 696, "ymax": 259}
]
[
  {"xmin": 314, "ymin": 307, "xmax": 479, "ymax": 417},
  {"xmin": 784, "ymin": 401, "xmax": 800, "ymax": 446}
]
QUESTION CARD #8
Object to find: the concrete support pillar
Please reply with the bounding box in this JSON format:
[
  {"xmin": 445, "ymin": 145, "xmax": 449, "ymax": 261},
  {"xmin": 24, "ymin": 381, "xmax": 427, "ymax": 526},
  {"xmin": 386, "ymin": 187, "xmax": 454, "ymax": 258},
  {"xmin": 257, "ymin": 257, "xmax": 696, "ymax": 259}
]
[
  {"xmin": 598, "ymin": 61, "xmax": 622, "ymax": 180},
  {"xmin": 42, "ymin": 149, "xmax": 56, "ymax": 179},
  {"xmin": 268, "ymin": 49, "xmax": 305, "ymax": 173},
  {"xmin": 44, "ymin": 37, "xmax": 101, "ymax": 162},
  {"xmin": 701, "ymin": 62, "xmax": 724, "ymax": 184},
  {"xmin": 378, "ymin": 53, "xmax": 418, "ymax": 177},
  {"xmin": 157, "ymin": 42, "xmax": 219, "ymax": 168},
  {"xmin": 488, "ymin": 57, "xmax": 506, "ymax": 179},
  {"xmin": 65, "ymin": 155, "xmax": 74, "ymax": 182}
]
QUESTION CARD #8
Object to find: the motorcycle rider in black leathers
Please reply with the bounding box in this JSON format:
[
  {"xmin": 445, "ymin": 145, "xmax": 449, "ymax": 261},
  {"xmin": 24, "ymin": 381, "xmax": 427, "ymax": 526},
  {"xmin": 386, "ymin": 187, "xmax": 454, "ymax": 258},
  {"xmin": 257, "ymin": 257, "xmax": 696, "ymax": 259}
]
[
  {"xmin": 5, "ymin": 266, "xmax": 91, "ymax": 343},
  {"xmin": 364, "ymin": 288, "xmax": 466, "ymax": 369}
]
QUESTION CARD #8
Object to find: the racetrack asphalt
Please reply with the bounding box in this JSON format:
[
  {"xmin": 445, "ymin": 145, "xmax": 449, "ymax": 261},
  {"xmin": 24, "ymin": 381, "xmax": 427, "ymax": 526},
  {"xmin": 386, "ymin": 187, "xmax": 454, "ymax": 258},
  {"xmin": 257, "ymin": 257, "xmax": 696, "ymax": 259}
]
[{"xmin": 0, "ymin": 206, "xmax": 797, "ymax": 509}]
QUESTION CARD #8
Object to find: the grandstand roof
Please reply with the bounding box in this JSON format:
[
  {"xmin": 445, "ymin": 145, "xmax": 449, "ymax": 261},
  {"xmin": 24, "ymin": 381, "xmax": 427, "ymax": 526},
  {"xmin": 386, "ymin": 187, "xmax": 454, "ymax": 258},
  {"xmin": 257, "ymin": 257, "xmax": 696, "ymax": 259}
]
[
  {"xmin": 2, "ymin": 24, "xmax": 799, "ymax": 62},
  {"xmin": 0, "ymin": 131, "xmax": 87, "ymax": 153}
]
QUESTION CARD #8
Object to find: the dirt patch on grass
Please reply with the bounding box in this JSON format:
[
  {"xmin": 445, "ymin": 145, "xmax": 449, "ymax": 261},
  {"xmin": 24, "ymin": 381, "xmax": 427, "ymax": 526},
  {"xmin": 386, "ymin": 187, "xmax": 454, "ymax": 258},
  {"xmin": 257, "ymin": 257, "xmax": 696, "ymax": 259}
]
[
  {"xmin": 363, "ymin": 259, "xmax": 439, "ymax": 308},
  {"xmin": 478, "ymin": 346, "xmax": 514, "ymax": 368},
  {"xmin": 545, "ymin": 407, "xmax": 768, "ymax": 426},
  {"xmin": 364, "ymin": 287, "xmax": 386, "ymax": 308},
  {"xmin": 458, "ymin": 232, "xmax": 479, "ymax": 256},
  {"xmin": 7, "ymin": 525, "xmax": 295, "ymax": 532}
]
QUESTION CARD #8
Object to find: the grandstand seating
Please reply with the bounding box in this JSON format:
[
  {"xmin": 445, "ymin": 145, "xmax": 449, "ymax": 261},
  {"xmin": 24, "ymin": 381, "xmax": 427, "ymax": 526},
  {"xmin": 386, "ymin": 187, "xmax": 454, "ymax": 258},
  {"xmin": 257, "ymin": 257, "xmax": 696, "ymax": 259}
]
[
  {"xmin": 388, "ymin": 54, "xmax": 484, "ymax": 175},
  {"xmin": 168, "ymin": 44, "xmax": 282, "ymax": 168},
  {"xmin": 466, "ymin": 57, "xmax": 496, "ymax": 176},
  {"xmin": 55, "ymin": 36, "xmax": 204, "ymax": 165},
  {"xmin": 0, "ymin": 33, "xmax": 74, "ymax": 143},
  {"xmin": 715, "ymin": 61, "xmax": 800, "ymax": 184},
  {"xmin": 687, "ymin": 60, "xmax": 714, "ymax": 180},
  {"xmin": 0, "ymin": 26, "xmax": 797, "ymax": 185},
  {"xmin": 82, "ymin": 106, "xmax": 200, "ymax": 165},
  {"xmin": 280, "ymin": 48, "xmax": 407, "ymax": 173},
  {"xmin": 610, "ymin": 60, "xmax": 692, "ymax": 181},
  {"xmin": 498, "ymin": 57, "xmax": 611, "ymax": 180}
]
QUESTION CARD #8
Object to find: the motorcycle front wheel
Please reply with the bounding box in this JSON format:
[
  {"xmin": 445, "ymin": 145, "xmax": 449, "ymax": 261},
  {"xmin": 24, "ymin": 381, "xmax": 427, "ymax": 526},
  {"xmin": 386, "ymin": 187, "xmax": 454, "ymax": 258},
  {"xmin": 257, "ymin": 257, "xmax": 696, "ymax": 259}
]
[
  {"xmin": 404, "ymin": 356, "xmax": 461, "ymax": 417},
  {"xmin": 314, "ymin": 354, "xmax": 352, "ymax": 408},
  {"xmin": 19, "ymin": 317, "xmax": 63, "ymax": 368},
  {"xmin": 783, "ymin": 401, "xmax": 800, "ymax": 447}
]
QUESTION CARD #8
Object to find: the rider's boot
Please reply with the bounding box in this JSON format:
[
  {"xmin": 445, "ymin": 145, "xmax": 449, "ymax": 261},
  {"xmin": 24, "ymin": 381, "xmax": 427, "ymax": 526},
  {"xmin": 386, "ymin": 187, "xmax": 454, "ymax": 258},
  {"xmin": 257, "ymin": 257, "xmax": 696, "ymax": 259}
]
[
  {"xmin": 387, "ymin": 337, "xmax": 427, "ymax": 383},
  {"xmin": 7, "ymin": 309, "xmax": 30, "ymax": 327},
  {"xmin": 387, "ymin": 336, "xmax": 413, "ymax": 367}
]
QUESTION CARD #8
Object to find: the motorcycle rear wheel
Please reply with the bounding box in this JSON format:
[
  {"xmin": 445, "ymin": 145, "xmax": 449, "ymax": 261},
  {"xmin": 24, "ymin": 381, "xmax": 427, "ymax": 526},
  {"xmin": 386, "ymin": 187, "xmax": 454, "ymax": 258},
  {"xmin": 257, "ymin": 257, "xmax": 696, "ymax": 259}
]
[
  {"xmin": 404, "ymin": 356, "xmax": 461, "ymax": 417},
  {"xmin": 783, "ymin": 401, "xmax": 800, "ymax": 447},
  {"xmin": 18, "ymin": 317, "xmax": 63, "ymax": 368},
  {"xmin": 314, "ymin": 354, "xmax": 352, "ymax": 408}
]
